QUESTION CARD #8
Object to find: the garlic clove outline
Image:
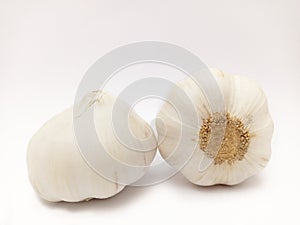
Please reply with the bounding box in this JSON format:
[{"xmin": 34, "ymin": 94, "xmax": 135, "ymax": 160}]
[{"xmin": 156, "ymin": 69, "xmax": 274, "ymax": 186}]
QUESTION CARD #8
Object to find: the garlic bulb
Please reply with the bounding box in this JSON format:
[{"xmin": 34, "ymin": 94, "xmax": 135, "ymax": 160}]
[
  {"xmin": 156, "ymin": 69, "xmax": 274, "ymax": 186},
  {"xmin": 27, "ymin": 91, "xmax": 157, "ymax": 202}
]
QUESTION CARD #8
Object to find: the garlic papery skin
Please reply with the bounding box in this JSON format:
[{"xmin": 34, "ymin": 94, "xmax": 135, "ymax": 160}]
[
  {"xmin": 156, "ymin": 69, "xmax": 274, "ymax": 186},
  {"xmin": 27, "ymin": 91, "xmax": 157, "ymax": 202}
]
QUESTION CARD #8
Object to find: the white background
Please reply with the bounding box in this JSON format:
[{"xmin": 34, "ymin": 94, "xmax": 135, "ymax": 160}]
[{"xmin": 1, "ymin": 0, "xmax": 300, "ymax": 225}]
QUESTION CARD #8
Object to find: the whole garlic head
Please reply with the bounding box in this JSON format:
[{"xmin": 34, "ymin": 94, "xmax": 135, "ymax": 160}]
[
  {"xmin": 156, "ymin": 69, "xmax": 274, "ymax": 186},
  {"xmin": 27, "ymin": 91, "xmax": 157, "ymax": 202}
]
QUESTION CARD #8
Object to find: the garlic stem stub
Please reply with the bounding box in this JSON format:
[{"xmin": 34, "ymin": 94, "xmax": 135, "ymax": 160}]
[
  {"xmin": 156, "ymin": 69, "xmax": 274, "ymax": 186},
  {"xmin": 27, "ymin": 91, "xmax": 157, "ymax": 202}
]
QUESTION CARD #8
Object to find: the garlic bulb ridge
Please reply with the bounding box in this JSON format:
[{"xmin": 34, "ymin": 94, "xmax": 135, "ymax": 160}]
[{"xmin": 27, "ymin": 91, "xmax": 157, "ymax": 202}]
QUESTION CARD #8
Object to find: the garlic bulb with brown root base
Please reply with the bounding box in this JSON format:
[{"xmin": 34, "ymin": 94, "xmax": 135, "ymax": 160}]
[
  {"xmin": 27, "ymin": 91, "xmax": 157, "ymax": 202},
  {"xmin": 156, "ymin": 69, "xmax": 273, "ymax": 186}
]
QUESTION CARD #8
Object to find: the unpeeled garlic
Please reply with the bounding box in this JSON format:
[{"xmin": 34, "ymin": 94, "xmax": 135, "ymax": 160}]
[
  {"xmin": 156, "ymin": 69, "xmax": 273, "ymax": 186},
  {"xmin": 27, "ymin": 91, "xmax": 157, "ymax": 202}
]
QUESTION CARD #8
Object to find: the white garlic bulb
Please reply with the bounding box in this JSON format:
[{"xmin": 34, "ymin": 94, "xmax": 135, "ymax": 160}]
[
  {"xmin": 27, "ymin": 91, "xmax": 157, "ymax": 202},
  {"xmin": 156, "ymin": 69, "xmax": 274, "ymax": 186}
]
